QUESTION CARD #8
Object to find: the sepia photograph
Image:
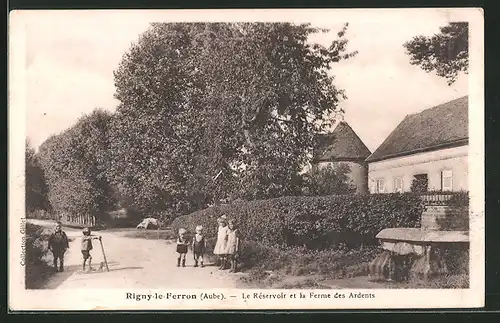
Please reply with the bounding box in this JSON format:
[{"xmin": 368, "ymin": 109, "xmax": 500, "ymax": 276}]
[{"xmin": 9, "ymin": 8, "xmax": 484, "ymax": 310}]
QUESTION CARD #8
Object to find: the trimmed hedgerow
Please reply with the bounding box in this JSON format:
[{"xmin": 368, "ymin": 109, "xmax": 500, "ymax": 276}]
[{"xmin": 171, "ymin": 193, "xmax": 424, "ymax": 249}]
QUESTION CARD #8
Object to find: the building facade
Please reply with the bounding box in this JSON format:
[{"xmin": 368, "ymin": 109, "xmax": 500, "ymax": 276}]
[
  {"xmin": 367, "ymin": 145, "xmax": 468, "ymax": 193},
  {"xmin": 366, "ymin": 96, "xmax": 468, "ymax": 194}
]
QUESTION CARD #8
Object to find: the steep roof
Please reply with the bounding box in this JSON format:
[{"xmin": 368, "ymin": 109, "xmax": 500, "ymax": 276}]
[
  {"xmin": 366, "ymin": 96, "xmax": 468, "ymax": 163},
  {"xmin": 315, "ymin": 121, "xmax": 371, "ymax": 162}
]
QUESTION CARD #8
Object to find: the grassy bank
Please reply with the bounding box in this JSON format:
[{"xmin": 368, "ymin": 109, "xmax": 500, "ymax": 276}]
[
  {"xmin": 25, "ymin": 223, "xmax": 79, "ymax": 289},
  {"xmin": 236, "ymin": 241, "xmax": 379, "ymax": 288},
  {"xmin": 236, "ymin": 241, "xmax": 469, "ymax": 289},
  {"xmin": 24, "ymin": 223, "xmax": 78, "ymax": 289}
]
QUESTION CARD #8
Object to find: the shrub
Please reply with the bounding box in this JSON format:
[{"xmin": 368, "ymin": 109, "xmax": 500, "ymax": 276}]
[
  {"xmin": 405, "ymin": 273, "xmax": 469, "ymax": 289},
  {"xmin": 303, "ymin": 163, "xmax": 356, "ymax": 196},
  {"xmin": 241, "ymin": 242, "xmax": 378, "ymax": 277},
  {"xmin": 171, "ymin": 193, "xmax": 424, "ymax": 249},
  {"xmin": 25, "ymin": 223, "xmax": 52, "ymax": 289},
  {"xmin": 447, "ymin": 191, "xmax": 469, "ymax": 208},
  {"xmin": 434, "ymin": 244, "xmax": 469, "ymax": 275},
  {"xmin": 410, "ymin": 175, "xmax": 428, "ymax": 193}
]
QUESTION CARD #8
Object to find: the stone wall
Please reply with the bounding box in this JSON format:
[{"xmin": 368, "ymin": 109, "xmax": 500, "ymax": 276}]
[{"xmin": 421, "ymin": 205, "xmax": 469, "ymax": 231}]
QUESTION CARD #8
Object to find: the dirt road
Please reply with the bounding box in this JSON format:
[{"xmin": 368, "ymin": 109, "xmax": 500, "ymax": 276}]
[{"xmin": 31, "ymin": 220, "xmax": 241, "ymax": 289}]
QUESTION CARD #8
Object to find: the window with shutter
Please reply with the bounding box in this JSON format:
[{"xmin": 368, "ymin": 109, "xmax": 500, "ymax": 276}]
[
  {"xmin": 441, "ymin": 170, "xmax": 453, "ymax": 191},
  {"xmin": 393, "ymin": 177, "xmax": 403, "ymax": 193},
  {"xmin": 375, "ymin": 179, "xmax": 385, "ymax": 193}
]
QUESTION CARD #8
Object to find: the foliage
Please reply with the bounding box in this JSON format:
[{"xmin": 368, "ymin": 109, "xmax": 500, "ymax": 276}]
[
  {"xmin": 109, "ymin": 22, "xmax": 357, "ymax": 215},
  {"xmin": 303, "ymin": 163, "xmax": 356, "ymax": 196},
  {"xmin": 404, "ymin": 273, "xmax": 469, "ymax": 289},
  {"xmin": 25, "ymin": 223, "xmax": 50, "ymax": 264},
  {"xmin": 25, "ymin": 140, "xmax": 50, "ymax": 212},
  {"xmin": 404, "ymin": 22, "xmax": 468, "ymax": 85},
  {"xmin": 37, "ymin": 109, "xmax": 116, "ymax": 221},
  {"xmin": 410, "ymin": 175, "xmax": 428, "ymax": 193},
  {"xmin": 447, "ymin": 190, "xmax": 469, "ymax": 208},
  {"xmin": 25, "ymin": 223, "xmax": 52, "ymax": 289},
  {"xmin": 239, "ymin": 240, "xmax": 378, "ymax": 275},
  {"xmin": 238, "ymin": 240, "xmax": 467, "ymax": 289},
  {"xmin": 171, "ymin": 193, "xmax": 424, "ymax": 249},
  {"xmin": 237, "ymin": 241, "xmax": 378, "ymax": 288}
]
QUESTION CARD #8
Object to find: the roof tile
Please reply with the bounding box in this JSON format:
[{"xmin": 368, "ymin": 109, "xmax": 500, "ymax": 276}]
[
  {"xmin": 315, "ymin": 121, "xmax": 371, "ymax": 161},
  {"xmin": 366, "ymin": 96, "xmax": 468, "ymax": 163}
]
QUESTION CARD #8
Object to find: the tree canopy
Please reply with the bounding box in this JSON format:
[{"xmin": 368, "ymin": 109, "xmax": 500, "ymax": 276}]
[
  {"xmin": 25, "ymin": 139, "xmax": 49, "ymax": 212},
  {"xmin": 304, "ymin": 163, "xmax": 355, "ymax": 196},
  {"xmin": 404, "ymin": 22, "xmax": 468, "ymax": 85},
  {"xmin": 109, "ymin": 22, "xmax": 357, "ymax": 215},
  {"xmin": 38, "ymin": 109, "xmax": 115, "ymax": 220}
]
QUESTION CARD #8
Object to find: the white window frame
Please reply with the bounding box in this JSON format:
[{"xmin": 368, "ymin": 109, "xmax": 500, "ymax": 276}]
[
  {"xmin": 393, "ymin": 177, "xmax": 404, "ymax": 193},
  {"xmin": 375, "ymin": 178, "xmax": 385, "ymax": 193},
  {"xmin": 441, "ymin": 169, "xmax": 453, "ymax": 191}
]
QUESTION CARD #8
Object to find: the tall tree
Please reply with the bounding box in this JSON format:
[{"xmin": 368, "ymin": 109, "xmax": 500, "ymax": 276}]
[
  {"xmin": 304, "ymin": 164, "xmax": 355, "ymax": 196},
  {"xmin": 110, "ymin": 22, "xmax": 357, "ymax": 214},
  {"xmin": 38, "ymin": 109, "xmax": 115, "ymax": 221},
  {"xmin": 404, "ymin": 22, "xmax": 468, "ymax": 85},
  {"xmin": 25, "ymin": 139, "xmax": 49, "ymax": 212}
]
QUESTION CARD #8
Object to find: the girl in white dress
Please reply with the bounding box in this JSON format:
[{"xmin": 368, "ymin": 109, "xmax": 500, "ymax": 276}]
[
  {"xmin": 225, "ymin": 220, "xmax": 241, "ymax": 273},
  {"xmin": 213, "ymin": 215, "xmax": 229, "ymax": 270}
]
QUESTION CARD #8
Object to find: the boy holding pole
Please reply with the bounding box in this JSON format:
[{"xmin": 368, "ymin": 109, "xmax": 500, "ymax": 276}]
[{"xmin": 81, "ymin": 227, "xmax": 102, "ymax": 272}]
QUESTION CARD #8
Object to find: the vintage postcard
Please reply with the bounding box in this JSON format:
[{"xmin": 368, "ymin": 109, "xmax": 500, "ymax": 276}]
[{"xmin": 9, "ymin": 8, "xmax": 484, "ymax": 310}]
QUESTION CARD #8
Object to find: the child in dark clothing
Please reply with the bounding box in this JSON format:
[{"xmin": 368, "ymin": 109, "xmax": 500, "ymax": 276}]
[
  {"xmin": 192, "ymin": 225, "xmax": 207, "ymax": 268},
  {"xmin": 48, "ymin": 222, "xmax": 69, "ymax": 272},
  {"xmin": 81, "ymin": 227, "xmax": 101, "ymax": 272},
  {"xmin": 176, "ymin": 228, "xmax": 189, "ymax": 267}
]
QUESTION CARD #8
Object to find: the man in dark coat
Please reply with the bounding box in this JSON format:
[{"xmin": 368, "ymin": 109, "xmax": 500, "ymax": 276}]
[{"xmin": 48, "ymin": 222, "xmax": 69, "ymax": 272}]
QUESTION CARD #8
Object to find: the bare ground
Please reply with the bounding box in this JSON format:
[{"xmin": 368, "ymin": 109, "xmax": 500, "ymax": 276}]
[{"xmin": 29, "ymin": 220, "xmax": 242, "ymax": 289}]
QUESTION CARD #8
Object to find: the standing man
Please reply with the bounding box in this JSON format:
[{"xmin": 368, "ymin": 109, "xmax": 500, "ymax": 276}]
[{"xmin": 48, "ymin": 221, "xmax": 69, "ymax": 272}]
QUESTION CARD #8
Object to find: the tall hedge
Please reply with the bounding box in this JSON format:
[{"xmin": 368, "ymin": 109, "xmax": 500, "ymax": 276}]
[
  {"xmin": 171, "ymin": 193, "xmax": 425, "ymax": 249},
  {"xmin": 37, "ymin": 109, "xmax": 115, "ymax": 222}
]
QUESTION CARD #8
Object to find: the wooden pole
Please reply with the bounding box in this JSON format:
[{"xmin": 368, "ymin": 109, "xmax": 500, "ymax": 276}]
[{"xmin": 99, "ymin": 237, "xmax": 110, "ymax": 271}]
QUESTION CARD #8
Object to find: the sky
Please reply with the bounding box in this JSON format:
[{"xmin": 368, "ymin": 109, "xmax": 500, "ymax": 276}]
[{"xmin": 19, "ymin": 10, "xmax": 468, "ymax": 152}]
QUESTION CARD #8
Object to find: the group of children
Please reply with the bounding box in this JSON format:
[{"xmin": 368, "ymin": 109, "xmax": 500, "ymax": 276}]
[
  {"xmin": 175, "ymin": 215, "xmax": 241, "ymax": 273},
  {"xmin": 48, "ymin": 215, "xmax": 241, "ymax": 274}
]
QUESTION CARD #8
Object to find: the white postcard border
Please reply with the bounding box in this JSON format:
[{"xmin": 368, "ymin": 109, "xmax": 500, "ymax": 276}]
[{"xmin": 8, "ymin": 8, "xmax": 485, "ymax": 310}]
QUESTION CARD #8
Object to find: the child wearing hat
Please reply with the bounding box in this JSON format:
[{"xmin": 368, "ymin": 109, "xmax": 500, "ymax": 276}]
[
  {"xmin": 81, "ymin": 227, "xmax": 101, "ymax": 272},
  {"xmin": 213, "ymin": 215, "xmax": 229, "ymax": 269},
  {"xmin": 192, "ymin": 225, "xmax": 207, "ymax": 268},
  {"xmin": 176, "ymin": 228, "xmax": 189, "ymax": 267}
]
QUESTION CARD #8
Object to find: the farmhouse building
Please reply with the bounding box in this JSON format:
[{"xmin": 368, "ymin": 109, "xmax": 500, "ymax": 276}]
[
  {"xmin": 312, "ymin": 114, "xmax": 372, "ymax": 194},
  {"xmin": 366, "ymin": 96, "xmax": 468, "ymax": 194}
]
